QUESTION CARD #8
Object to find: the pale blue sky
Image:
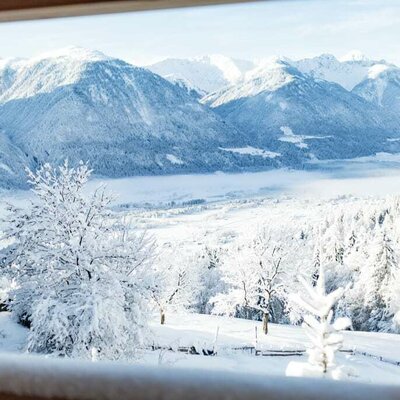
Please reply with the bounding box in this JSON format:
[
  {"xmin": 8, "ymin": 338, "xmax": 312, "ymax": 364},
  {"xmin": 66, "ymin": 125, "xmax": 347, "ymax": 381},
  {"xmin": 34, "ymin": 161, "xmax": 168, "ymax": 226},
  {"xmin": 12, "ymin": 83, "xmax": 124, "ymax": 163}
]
[{"xmin": 1, "ymin": 0, "xmax": 400, "ymax": 65}]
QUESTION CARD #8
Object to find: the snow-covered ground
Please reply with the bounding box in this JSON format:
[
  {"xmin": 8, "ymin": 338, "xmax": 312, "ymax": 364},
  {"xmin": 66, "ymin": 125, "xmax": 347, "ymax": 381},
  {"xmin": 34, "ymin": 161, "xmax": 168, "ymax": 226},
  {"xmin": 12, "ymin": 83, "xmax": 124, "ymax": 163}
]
[
  {"xmin": 2, "ymin": 156, "xmax": 400, "ymax": 209},
  {"xmin": 142, "ymin": 313, "xmax": 400, "ymax": 386},
  {"xmin": 0, "ymin": 313, "xmax": 28, "ymax": 353},
  {"xmin": 1, "ymin": 310, "xmax": 399, "ymax": 386},
  {"xmin": 92, "ymin": 156, "xmax": 400, "ymax": 207},
  {"xmin": 1, "ymin": 161, "xmax": 400, "ymax": 384}
]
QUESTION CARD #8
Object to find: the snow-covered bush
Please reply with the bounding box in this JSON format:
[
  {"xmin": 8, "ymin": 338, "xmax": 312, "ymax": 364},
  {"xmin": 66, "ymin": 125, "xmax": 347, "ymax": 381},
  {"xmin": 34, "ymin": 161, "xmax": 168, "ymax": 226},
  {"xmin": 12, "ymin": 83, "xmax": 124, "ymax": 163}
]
[
  {"xmin": 286, "ymin": 264, "xmax": 352, "ymax": 379},
  {"xmin": 193, "ymin": 246, "xmax": 225, "ymax": 315},
  {"xmin": 2, "ymin": 161, "xmax": 155, "ymax": 360}
]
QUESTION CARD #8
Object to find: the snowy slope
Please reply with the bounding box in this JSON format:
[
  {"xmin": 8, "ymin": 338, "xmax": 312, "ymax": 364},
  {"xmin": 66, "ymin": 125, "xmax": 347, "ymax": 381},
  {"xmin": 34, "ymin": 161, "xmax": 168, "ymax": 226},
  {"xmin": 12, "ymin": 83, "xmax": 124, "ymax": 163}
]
[
  {"xmin": 0, "ymin": 312, "xmax": 27, "ymax": 353},
  {"xmin": 293, "ymin": 52, "xmax": 391, "ymax": 91},
  {"xmin": 0, "ymin": 47, "xmax": 280, "ymax": 185},
  {"xmin": 148, "ymin": 55, "xmax": 255, "ymax": 94},
  {"xmin": 0, "ymin": 59, "xmax": 35, "ymax": 188},
  {"xmin": 0, "ymin": 132, "xmax": 31, "ymax": 189},
  {"xmin": 0, "ymin": 58, "xmax": 25, "ymax": 96},
  {"xmin": 143, "ymin": 313, "xmax": 400, "ymax": 386},
  {"xmin": 166, "ymin": 76, "xmax": 206, "ymax": 99},
  {"xmin": 2, "ymin": 48, "xmax": 400, "ymax": 188},
  {"xmin": 203, "ymin": 58, "xmax": 400, "ymax": 164},
  {"xmin": 150, "ymin": 52, "xmax": 395, "ymax": 94},
  {"xmin": 352, "ymin": 64, "xmax": 400, "ymax": 124},
  {"xmin": 0, "ymin": 307, "xmax": 398, "ymax": 386}
]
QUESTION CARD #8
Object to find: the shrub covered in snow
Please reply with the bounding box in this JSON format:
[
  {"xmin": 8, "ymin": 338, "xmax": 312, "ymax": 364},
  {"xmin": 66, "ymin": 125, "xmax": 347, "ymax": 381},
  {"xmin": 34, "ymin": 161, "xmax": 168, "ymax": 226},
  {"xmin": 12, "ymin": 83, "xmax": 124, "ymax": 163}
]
[{"xmin": 2, "ymin": 161, "xmax": 155, "ymax": 360}]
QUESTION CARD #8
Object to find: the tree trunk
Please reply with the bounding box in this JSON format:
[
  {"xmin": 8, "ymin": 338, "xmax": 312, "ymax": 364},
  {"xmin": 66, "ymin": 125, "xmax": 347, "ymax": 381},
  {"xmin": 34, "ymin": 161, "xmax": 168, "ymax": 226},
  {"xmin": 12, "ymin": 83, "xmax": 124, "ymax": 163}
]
[
  {"xmin": 262, "ymin": 311, "xmax": 269, "ymax": 335},
  {"xmin": 160, "ymin": 310, "xmax": 165, "ymax": 325}
]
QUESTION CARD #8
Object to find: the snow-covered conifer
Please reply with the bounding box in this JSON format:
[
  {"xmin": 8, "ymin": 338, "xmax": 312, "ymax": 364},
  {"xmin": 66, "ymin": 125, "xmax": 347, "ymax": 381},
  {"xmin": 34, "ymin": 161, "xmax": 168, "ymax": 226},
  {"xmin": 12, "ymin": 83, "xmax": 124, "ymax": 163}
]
[
  {"xmin": 362, "ymin": 231, "xmax": 397, "ymax": 331},
  {"xmin": 286, "ymin": 263, "xmax": 351, "ymax": 378}
]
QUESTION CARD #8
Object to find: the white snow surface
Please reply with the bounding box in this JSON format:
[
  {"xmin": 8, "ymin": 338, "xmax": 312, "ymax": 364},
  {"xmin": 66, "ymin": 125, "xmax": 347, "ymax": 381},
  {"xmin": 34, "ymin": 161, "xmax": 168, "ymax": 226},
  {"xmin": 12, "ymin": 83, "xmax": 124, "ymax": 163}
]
[
  {"xmin": 293, "ymin": 53, "xmax": 392, "ymax": 91},
  {"xmin": 203, "ymin": 58, "xmax": 294, "ymax": 107},
  {"xmin": 368, "ymin": 64, "xmax": 391, "ymax": 79},
  {"xmin": 0, "ymin": 313, "xmax": 27, "ymax": 353},
  {"xmin": 166, "ymin": 154, "xmax": 184, "ymax": 165},
  {"xmin": 278, "ymin": 126, "xmax": 329, "ymax": 149},
  {"xmin": 1, "ymin": 164, "xmax": 400, "ymax": 388},
  {"xmin": 148, "ymin": 55, "xmax": 255, "ymax": 94},
  {"xmin": 142, "ymin": 313, "xmax": 400, "ymax": 386},
  {"xmin": 220, "ymin": 146, "xmax": 281, "ymax": 159},
  {"xmin": 0, "ymin": 310, "xmax": 399, "ymax": 386},
  {"xmin": 0, "ymin": 46, "xmax": 111, "ymax": 102},
  {"xmin": 151, "ymin": 52, "xmax": 398, "ymax": 97}
]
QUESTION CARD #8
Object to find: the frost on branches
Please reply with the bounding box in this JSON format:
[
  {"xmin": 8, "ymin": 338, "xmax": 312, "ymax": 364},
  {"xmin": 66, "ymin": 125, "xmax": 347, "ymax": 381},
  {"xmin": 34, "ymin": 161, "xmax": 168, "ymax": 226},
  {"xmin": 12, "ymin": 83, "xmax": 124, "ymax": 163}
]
[
  {"xmin": 361, "ymin": 231, "xmax": 397, "ymax": 331},
  {"xmin": 286, "ymin": 263, "xmax": 353, "ymax": 379},
  {"xmin": 150, "ymin": 247, "xmax": 200, "ymax": 325},
  {"xmin": 212, "ymin": 232, "xmax": 290, "ymax": 334},
  {"xmin": 2, "ymin": 161, "xmax": 155, "ymax": 360}
]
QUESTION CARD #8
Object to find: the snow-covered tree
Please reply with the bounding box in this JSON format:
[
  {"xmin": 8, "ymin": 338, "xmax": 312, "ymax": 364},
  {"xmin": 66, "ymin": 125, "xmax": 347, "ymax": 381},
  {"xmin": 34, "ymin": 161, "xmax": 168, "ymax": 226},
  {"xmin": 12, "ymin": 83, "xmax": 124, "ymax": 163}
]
[
  {"xmin": 2, "ymin": 161, "xmax": 155, "ymax": 360},
  {"xmin": 194, "ymin": 246, "xmax": 225, "ymax": 314},
  {"xmin": 286, "ymin": 264, "xmax": 351, "ymax": 378},
  {"xmin": 362, "ymin": 231, "xmax": 397, "ymax": 331},
  {"xmin": 390, "ymin": 272, "xmax": 400, "ymax": 332},
  {"xmin": 311, "ymin": 243, "xmax": 321, "ymax": 287},
  {"xmin": 151, "ymin": 247, "xmax": 201, "ymax": 324},
  {"xmin": 251, "ymin": 233, "xmax": 286, "ymax": 334},
  {"xmin": 212, "ymin": 243, "xmax": 256, "ymax": 320},
  {"xmin": 213, "ymin": 233, "xmax": 289, "ymax": 333}
]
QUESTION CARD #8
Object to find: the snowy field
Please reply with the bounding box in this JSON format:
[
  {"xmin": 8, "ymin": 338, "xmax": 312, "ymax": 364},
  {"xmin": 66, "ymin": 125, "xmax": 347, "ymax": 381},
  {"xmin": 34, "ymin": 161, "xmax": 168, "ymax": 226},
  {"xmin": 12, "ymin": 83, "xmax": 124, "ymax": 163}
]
[
  {"xmin": 3, "ymin": 154, "xmax": 400, "ymax": 209},
  {"xmin": 116, "ymin": 160, "xmax": 400, "ymax": 385},
  {"xmin": 89, "ymin": 158, "xmax": 400, "ymax": 255},
  {"xmin": 1, "ymin": 311, "xmax": 399, "ymax": 386},
  {"xmin": 89, "ymin": 156, "xmax": 400, "ymax": 208},
  {"xmin": 144, "ymin": 313, "xmax": 400, "ymax": 386}
]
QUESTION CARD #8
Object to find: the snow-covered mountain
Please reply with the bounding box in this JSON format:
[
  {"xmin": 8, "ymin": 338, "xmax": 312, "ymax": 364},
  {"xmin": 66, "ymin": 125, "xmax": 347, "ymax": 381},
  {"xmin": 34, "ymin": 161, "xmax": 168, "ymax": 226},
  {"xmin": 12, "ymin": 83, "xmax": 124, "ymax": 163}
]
[
  {"xmin": 203, "ymin": 58, "xmax": 400, "ymax": 164},
  {"xmin": 168, "ymin": 76, "xmax": 206, "ymax": 99},
  {"xmin": 149, "ymin": 52, "xmax": 396, "ymax": 94},
  {"xmin": 0, "ymin": 59, "xmax": 35, "ymax": 188},
  {"xmin": 148, "ymin": 55, "xmax": 255, "ymax": 94},
  {"xmin": 1, "ymin": 47, "xmax": 400, "ymax": 189},
  {"xmin": 0, "ymin": 58, "xmax": 24, "ymax": 97},
  {"xmin": 352, "ymin": 64, "xmax": 400, "ymax": 116},
  {"xmin": 292, "ymin": 52, "xmax": 392, "ymax": 91},
  {"xmin": 0, "ymin": 47, "xmax": 274, "ymax": 188}
]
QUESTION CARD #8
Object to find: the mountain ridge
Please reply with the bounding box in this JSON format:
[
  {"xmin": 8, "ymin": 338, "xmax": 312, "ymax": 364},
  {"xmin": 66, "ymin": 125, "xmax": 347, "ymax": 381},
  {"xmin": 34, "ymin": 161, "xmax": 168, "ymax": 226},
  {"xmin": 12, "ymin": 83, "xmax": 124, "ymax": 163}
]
[{"xmin": 1, "ymin": 47, "xmax": 400, "ymax": 189}]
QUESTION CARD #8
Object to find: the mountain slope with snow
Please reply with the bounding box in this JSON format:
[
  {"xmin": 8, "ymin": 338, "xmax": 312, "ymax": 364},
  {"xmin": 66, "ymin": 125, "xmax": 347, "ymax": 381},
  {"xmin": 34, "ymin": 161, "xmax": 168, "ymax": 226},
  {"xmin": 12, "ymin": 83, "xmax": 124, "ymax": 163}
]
[
  {"xmin": 352, "ymin": 64, "xmax": 400, "ymax": 121},
  {"xmin": 293, "ymin": 52, "xmax": 392, "ymax": 91},
  {"xmin": 0, "ymin": 47, "xmax": 281, "ymax": 187},
  {"xmin": 1, "ymin": 49, "xmax": 400, "ymax": 188},
  {"xmin": 203, "ymin": 58, "xmax": 400, "ymax": 164},
  {"xmin": 0, "ymin": 59, "xmax": 25, "ymax": 97},
  {"xmin": 148, "ymin": 55, "xmax": 255, "ymax": 94}
]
